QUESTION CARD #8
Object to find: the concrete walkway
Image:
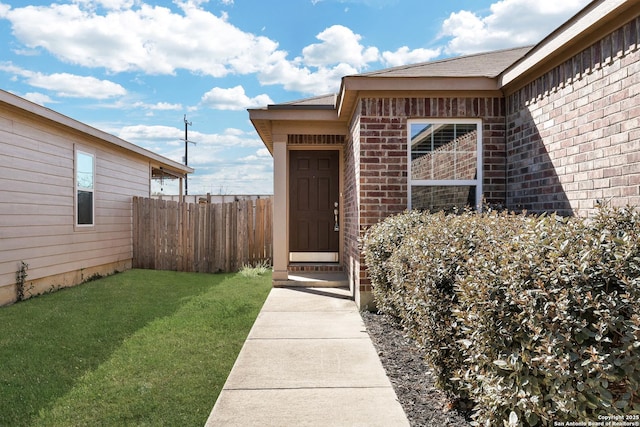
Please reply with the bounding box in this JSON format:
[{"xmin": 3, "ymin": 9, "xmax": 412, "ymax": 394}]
[{"xmin": 205, "ymin": 286, "xmax": 409, "ymax": 426}]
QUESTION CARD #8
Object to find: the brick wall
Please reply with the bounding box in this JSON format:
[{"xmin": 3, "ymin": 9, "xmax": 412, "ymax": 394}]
[
  {"xmin": 506, "ymin": 16, "xmax": 640, "ymax": 216},
  {"xmin": 351, "ymin": 96, "xmax": 506, "ymax": 299},
  {"xmin": 344, "ymin": 106, "xmax": 362, "ymax": 298}
]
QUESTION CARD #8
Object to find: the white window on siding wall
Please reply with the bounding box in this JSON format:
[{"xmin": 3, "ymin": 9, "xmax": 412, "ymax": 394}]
[
  {"xmin": 407, "ymin": 119, "xmax": 482, "ymax": 212},
  {"xmin": 76, "ymin": 150, "xmax": 95, "ymax": 226}
]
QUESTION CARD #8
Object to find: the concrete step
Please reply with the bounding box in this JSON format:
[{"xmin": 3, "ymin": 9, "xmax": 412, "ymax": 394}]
[{"xmin": 274, "ymin": 271, "xmax": 348, "ymax": 288}]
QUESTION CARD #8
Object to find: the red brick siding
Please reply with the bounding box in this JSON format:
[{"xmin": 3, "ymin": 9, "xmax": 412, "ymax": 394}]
[
  {"xmin": 344, "ymin": 107, "xmax": 364, "ymax": 293},
  {"xmin": 353, "ymin": 96, "xmax": 506, "ymax": 294},
  {"xmin": 506, "ymin": 16, "xmax": 640, "ymax": 216}
]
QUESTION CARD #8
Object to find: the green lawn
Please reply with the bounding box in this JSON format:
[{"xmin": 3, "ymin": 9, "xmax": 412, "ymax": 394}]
[{"xmin": 0, "ymin": 269, "xmax": 271, "ymax": 426}]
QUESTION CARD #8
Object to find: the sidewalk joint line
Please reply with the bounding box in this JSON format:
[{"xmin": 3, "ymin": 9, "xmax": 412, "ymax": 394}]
[{"xmin": 223, "ymin": 385, "xmax": 393, "ymax": 391}]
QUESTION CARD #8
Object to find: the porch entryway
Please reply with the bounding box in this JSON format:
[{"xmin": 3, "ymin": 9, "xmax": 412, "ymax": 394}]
[{"xmin": 283, "ymin": 149, "xmax": 347, "ymax": 289}]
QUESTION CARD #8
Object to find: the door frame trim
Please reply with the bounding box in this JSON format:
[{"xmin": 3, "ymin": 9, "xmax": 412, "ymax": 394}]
[{"xmin": 287, "ymin": 146, "xmax": 343, "ymax": 264}]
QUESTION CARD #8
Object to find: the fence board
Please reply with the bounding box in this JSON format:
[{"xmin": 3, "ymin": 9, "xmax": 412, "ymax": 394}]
[
  {"xmin": 132, "ymin": 196, "xmax": 273, "ymax": 273},
  {"xmin": 224, "ymin": 202, "xmax": 232, "ymax": 272}
]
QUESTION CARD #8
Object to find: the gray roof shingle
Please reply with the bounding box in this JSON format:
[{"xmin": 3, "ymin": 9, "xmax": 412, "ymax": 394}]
[
  {"xmin": 354, "ymin": 46, "xmax": 533, "ymax": 79},
  {"xmin": 266, "ymin": 46, "xmax": 534, "ymax": 109}
]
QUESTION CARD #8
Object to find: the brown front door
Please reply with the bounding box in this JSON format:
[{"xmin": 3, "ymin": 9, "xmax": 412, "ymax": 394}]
[{"xmin": 289, "ymin": 150, "xmax": 339, "ymax": 262}]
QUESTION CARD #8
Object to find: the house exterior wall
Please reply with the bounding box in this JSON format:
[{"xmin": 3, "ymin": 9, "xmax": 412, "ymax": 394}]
[
  {"xmin": 0, "ymin": 105, "xmax": 152, "ymax": 305},
  {"xmin": 506, "ymin": 16, "xmax": 640, "ymax": 216},
  {"xmin": 344, "ymin": 105, "xmax": 363, "ymax": 305},
  {"xmin": 351, "ymin": 95, "xmax": 507, "ymax": 307}
]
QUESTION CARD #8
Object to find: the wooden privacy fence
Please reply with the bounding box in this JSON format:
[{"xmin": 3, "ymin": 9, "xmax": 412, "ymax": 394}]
[{"xmin": 133, "ymin": 196, "xmax": 273, "ymax": 273}]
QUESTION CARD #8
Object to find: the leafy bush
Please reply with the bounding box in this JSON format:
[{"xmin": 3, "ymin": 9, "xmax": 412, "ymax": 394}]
[
  {"xmin": 361, "ymin": 210, "xmax": 429, "ymax": 318},
  {"xmin": 362, "ymin": 207, "xmax": 640, "ymax": 426},
  {"xmin": 383, "ymin": 211, "xmax": 472, "ymax": 397}
]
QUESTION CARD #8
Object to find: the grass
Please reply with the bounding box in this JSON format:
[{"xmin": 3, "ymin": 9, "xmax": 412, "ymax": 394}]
[
  {"xmin": 238, "ymin": 261, "xmax": 272, "ymax": 278},
  {"xmin": 0, "ymin": 268, "xmax": 271, "ymax": 426}
]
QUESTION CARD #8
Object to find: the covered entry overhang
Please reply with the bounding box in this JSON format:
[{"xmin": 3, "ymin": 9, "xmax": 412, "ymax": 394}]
[
  {"xmin": 150, "ymin": 162, "xmax": 193, "ymax": 199},
  {"xmin": 248, "ymin": 96, "xmax": 348, "ymax": 281}
]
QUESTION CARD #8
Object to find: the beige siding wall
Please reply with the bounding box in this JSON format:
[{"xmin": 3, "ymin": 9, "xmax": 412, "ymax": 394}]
[{"xmin": 0, "ymin": 106, "xmax": 151, "ymax": 304}]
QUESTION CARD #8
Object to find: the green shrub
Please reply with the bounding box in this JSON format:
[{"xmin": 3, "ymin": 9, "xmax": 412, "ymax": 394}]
[
  {"xmin": 361, "ymin": 210, "xmax": 428, "ymax": 317},
  {"xmin": 454, "ymin": 208, "xmax": 640, "ymax": 425},
  {"xmin": 385, "ymin": 210, "xmax": 473, "ymax": 397},
  {"xmin": 362, "ymin": 207, "xmax": 640, "ymax": 426}
]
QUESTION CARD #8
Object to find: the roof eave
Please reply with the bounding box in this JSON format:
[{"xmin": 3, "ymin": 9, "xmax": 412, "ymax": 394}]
[
  {"xmin": 500, "ymin": 0, "xmax": 640, "ymax": 93},
  {"xmin": 248, "ymin": 106, "xmax": 342, "ymax": 154},
  {"xmin": 249, "ymin": 116, "xmax": 274, "ymax": 154},
  {"xmin": 337, "ymin": 76, "xmax": 501, "ymax": 120},
  {"xmin": 0, "ymin": 90, "xmax": 192, "ymax": 176}
]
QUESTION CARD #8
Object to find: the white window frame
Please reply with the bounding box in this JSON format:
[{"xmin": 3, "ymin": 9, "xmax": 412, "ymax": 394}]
[
  {"xmin": 75, "ymin": 149, "xmax": 95, "ymax": 227},
  {"xmin": 407, "ymin": 118, "xmax": 483, "ymax": 211}
]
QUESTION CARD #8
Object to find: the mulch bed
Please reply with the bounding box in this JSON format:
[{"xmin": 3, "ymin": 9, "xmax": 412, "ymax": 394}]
[{"xmin": 361, "ymin": 311, "xmax": 472, "ymax": 427}]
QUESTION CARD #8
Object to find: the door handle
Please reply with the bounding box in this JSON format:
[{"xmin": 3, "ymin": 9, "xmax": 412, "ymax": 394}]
[{"xmin": 333, "ymin": 202, "xmax": 339, "ymax": 232}]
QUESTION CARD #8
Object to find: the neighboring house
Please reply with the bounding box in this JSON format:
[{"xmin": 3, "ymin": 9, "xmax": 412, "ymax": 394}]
[
  {"xmin": 0, "ymin": 90, "xmax": 192, "ymax": 306},
  {"xmin": 249, "ymin": 0, "xmax": 640, "ymax": 308}
]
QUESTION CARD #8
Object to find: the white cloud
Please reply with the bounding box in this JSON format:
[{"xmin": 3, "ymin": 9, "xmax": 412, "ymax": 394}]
[
  {"xmin": 201, "ymin": 86, "xmax": 274, "ymax": 110},
  {"xmin": 196, "ymin": 127, "xmax": 263, "ymax": 149},
  {"xmin": 256, "ymin": 148, "xmax": 271, "ymax": 157},
  {"xmin": 114, "ymin": 123, "xmax": 271, "ymax": 195},
  {"xmin": 132, "ymin": 101, "xmax": 183, "ymax": 111},
  {"xmin": 381, "ymin": 46, "xmax": 442, "ymax": 67},
  {"xmin": 0, "ymin": 1, "xmax": 280, "ymax": 77},
  {"xmin": 30, "ymin": 72, "xmax": 127, "ymax": 98},
  {"xmin": 302, "ymin": 25, "xmax": 379, "ymax": 68},
  {"xmin": 240, "ymin": 147, "xmax": 273, "ymax": 162},
  {"xmin": 0, "ymin": 2, "xmax": 387, "ymax": 96},
  {"xmin": 440, "ymin": 0, "xmax": 591, "ymax": 55},
  {"xmin": 72, "ymin": 0, "xmax": 137, "ymax": 10},
  {"xmin": 22, "ymin": 92, "xmax": 56, "ymax": 106},
  {"xmin": 118, "ymin": 124, "xmax": 262, "ymax": 151},
  {"xmin": 0, "ymin": 0, "xmax": 591, "ymax": 102},
  {"xmin": 258, "ymin": 56, "xmax": 357, "ymax": 95},
  {"xmin": 118, "ymin": 124, "xmax": 182, "ymax": 143},
  {"xmin": 0, "ymin": 63, "xmax": 126, "ymax": 99},
  {"xmin": 190, "ymin": 161, "xmax": 273, "ymax": 195}
]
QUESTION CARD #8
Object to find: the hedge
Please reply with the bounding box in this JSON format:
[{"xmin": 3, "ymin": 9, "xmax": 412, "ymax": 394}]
[{"xmin": 362, "ymin": 207, "xmax": 640, "ymax": 426}]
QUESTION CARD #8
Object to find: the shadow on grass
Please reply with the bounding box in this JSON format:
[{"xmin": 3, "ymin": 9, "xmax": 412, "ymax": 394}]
[{"xmin": 0, "ymin": 269, "xmax": 241, "ymax": 427}]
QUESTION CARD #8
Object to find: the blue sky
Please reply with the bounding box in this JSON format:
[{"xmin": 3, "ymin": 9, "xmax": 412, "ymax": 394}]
[{"xmin": 0, "ymin": 0, "xmax": 591, "ymax": 195}]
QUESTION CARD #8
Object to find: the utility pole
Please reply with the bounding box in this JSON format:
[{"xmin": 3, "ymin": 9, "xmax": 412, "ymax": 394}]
[{"xmin": 183, "ymin": 114, "xmax": 196, "ymax": 195}]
